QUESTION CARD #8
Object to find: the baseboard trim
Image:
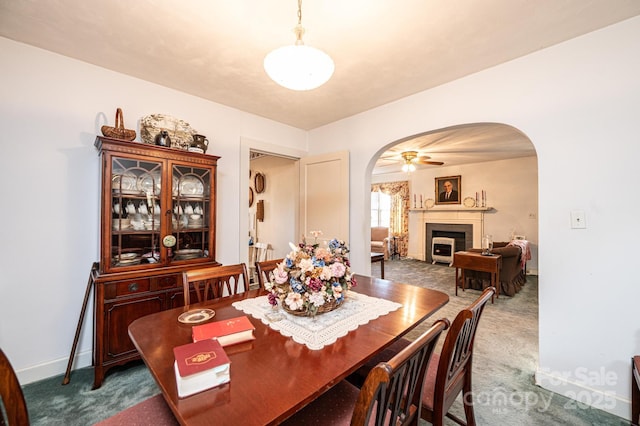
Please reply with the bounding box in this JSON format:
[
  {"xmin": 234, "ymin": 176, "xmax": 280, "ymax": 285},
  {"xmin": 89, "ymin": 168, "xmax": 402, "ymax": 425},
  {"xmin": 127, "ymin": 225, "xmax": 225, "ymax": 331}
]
[
  {"xmin": 535, "ymin": 368, "xmax": 630, "ymax": 420},
  {"xmin": 407, "ymin": 252, "xmax": 425, "ymax": 261},
  {"xmin": 17, "ymin": 349, "xmax": 93, "ymax": 385}
]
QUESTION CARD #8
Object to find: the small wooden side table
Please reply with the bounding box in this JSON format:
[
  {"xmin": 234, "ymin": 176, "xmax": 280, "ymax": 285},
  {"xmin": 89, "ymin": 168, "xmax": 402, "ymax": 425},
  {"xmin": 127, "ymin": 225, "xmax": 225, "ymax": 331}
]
[
  {"xmin": 371, "ymin": 252, "xmax": 385, "ymax": 279},
  {"xmin": 633, "ymin": 356, "xmax": 640, "ymax": 426},
  {"xmin": 453, "ymin": 251, "xmax": 502, "ymax": 302}
]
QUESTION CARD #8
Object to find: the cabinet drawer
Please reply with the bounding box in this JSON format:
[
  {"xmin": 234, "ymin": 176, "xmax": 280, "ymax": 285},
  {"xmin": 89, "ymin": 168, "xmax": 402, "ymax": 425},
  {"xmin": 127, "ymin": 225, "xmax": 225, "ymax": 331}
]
[
  {"xmin": 151, "ymin": 274, "xmax": 181, "ymax": 290},
  {"xmin": 114, "ymin": 278, "xmax": 151, "ymax": 297}
]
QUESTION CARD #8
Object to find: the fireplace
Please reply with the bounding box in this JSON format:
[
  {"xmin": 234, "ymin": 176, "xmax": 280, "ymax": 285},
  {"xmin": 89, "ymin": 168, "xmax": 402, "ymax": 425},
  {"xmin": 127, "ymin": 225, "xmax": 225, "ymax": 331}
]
[{"xmin": 426, "ymin": 223, "xmax": 473, "ymax": 263}]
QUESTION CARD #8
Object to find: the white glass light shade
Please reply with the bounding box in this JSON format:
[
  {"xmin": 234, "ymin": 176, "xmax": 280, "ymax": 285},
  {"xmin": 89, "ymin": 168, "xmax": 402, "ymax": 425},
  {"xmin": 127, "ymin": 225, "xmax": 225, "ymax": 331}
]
[
  {"xmin": 264, "ymin": 44, "xmax": 335, "ymax": 91},
  {"xmin": 402, "ymin": 163, "xmax": 416, "ymax": 173}
]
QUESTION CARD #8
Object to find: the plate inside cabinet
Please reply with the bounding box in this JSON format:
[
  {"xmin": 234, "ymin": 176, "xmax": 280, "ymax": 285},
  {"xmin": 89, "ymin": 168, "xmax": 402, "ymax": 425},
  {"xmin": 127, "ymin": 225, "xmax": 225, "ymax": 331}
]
[
  {"xmin": 249, "ymin": 187, "xmax": 254, "ymax": 207},
  {"xmin": 178, "ymin": 308, "xmax": 215, "ymax": 324},
  {"xmin": 178, "ymin": 176, "xmax": 204, "ymax": 196},
  {"xmin": 112, "ymin": 174, "xmax": 138, "ymax": 194},
  {"xmin": 137, "ymin": 172, "xmax": 161, "ymax": 195},
  {"xmin": 463, "ymin": 197, "xmax": 476, "ymax": 208}
]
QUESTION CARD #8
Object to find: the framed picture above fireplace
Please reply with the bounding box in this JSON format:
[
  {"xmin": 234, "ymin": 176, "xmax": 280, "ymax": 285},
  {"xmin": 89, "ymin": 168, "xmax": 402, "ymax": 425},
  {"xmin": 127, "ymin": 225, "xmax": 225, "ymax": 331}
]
[{"xmin": 435, "ymin": 175, "xmax": 461, "ymax": 205}]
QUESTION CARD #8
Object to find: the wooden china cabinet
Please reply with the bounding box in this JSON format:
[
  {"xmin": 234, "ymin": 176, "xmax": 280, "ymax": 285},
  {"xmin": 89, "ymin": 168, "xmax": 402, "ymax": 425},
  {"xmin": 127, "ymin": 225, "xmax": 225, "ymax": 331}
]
[{"xmin": 91, "ymin": 136, "xmax": 220, "ymax": 389}]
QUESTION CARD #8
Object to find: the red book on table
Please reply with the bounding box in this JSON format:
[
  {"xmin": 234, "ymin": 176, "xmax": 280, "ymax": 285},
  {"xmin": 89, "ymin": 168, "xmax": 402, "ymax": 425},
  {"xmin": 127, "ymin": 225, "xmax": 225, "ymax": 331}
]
[
  {"xmin": 192, "ymin": 315, "xmax": 256, "ymax": 347},
  {"xmin": 173, "ymin": 338, "xmax": 230, "ymax": 398}
]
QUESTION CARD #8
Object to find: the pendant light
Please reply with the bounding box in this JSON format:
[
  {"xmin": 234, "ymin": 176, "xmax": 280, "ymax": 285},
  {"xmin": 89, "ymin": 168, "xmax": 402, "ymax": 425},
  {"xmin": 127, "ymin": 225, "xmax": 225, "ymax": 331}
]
[{"xmin": 264, "ymin": 0, "xmax": 334, "ymax": 91}]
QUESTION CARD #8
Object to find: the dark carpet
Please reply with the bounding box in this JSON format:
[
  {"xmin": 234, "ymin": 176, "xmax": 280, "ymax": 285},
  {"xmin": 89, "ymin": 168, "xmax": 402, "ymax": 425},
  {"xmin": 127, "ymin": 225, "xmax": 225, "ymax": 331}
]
[{"xmin": 21, "ymin": 258, "xmax": 627, "ymax": 425}]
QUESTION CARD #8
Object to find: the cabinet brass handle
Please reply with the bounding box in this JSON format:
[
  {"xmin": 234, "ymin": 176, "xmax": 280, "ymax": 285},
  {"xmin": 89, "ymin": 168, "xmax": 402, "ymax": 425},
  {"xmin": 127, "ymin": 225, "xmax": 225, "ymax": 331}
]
[{"xmin": 128, "ymin": 282, "xmax": 139, "ymax": 292}]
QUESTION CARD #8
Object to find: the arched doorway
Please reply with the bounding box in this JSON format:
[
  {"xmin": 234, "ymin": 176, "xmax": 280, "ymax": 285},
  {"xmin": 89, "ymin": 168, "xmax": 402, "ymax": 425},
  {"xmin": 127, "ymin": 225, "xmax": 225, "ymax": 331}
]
[{"xmin": 370, "ymin": 122, "xmax": 538, "ymax": 275}]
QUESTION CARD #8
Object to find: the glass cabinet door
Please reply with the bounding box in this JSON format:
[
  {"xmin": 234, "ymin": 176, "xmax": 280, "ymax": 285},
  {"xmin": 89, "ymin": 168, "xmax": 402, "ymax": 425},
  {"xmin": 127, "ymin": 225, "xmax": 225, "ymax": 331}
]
[
  {"xmin": 109, "ymin": 156, "xmax": 163, "ymax": 270},
  {"xmin": 169, "ymin": 163, "xmax": 213, "ymax": 263}
]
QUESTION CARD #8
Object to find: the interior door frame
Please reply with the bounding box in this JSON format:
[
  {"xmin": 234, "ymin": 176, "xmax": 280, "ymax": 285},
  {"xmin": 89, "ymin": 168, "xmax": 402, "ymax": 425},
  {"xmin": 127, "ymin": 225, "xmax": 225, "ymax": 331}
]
[{"xmin": 239, "ymin": 137, "xmax": 305, "ymax": 265}]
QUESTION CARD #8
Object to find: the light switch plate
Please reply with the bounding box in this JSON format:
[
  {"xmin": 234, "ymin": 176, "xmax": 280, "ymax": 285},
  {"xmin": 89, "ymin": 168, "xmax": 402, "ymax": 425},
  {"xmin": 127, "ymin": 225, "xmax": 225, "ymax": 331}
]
[{"xmin": 570, "ymin": 210, "xmax": 586, "ymax": 229}]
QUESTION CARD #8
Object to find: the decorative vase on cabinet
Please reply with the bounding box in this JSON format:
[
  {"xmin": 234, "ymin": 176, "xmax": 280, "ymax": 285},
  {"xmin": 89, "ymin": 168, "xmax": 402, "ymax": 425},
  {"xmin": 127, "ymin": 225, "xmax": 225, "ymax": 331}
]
[{"xmin": 91, "ymin": 136, "xmax": 220, "ymax": 389}]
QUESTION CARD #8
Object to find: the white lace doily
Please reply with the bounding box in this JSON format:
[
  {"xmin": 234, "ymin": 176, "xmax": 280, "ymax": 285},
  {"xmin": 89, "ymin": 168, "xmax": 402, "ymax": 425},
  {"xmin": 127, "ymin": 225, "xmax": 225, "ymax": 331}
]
[{"xmin": 232, "ymin": 292, "xmax": 402, "ymax": 350}]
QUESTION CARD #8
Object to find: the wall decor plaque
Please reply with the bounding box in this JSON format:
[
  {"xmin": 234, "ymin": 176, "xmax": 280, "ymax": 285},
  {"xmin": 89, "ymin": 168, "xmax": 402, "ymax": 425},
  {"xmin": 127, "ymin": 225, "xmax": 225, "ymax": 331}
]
[
  {"xmin": 254, "ymin": 172, "xmax": 265, "ymax": 193},
  {"xmin": 140, "ymin": 113, "xmax": 197, "ymax": 150}
]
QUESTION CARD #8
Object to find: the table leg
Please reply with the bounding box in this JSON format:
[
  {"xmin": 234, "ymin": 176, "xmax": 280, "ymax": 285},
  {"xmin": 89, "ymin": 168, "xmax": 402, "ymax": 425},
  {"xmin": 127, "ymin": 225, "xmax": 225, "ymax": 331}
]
[
  {"xmin": 489, "ymin": 271, "xmax": 496, "ymax": 304},
  {"xmin": 380, "ymin": 258, "xmax": 384, "ymax": 279},
  {"xmin": 495, "ymin": 261, "xmax": 500, "ymax": 300},
  {"xmin": 455, "ymin": 267, "xmax": 459, "ymax": 296}
]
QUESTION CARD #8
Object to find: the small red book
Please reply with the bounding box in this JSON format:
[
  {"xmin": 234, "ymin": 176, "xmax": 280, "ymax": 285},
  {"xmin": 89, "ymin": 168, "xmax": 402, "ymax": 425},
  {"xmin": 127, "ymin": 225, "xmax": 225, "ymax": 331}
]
[
  {"xmin": 173, "ymin": 338, "xmax": 230, "ymax": 398},
  {"xmin": 192, "ymin": 315, "xmax": 256, "ymax": 347}
]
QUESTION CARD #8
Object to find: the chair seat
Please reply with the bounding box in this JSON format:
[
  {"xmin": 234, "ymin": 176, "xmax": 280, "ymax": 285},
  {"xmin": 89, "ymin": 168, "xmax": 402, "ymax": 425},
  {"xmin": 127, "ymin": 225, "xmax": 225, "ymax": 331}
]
[
  {"xmin": 95, "ymin": 394, "xmax": 178, "ymax": 425},
  {"xmin": 346, "ymin": 337, "xmax": 412, "ymax": 388},
  {"xmin": 280, "ymin": 380, "xmax": 360, "ymax": 425}
]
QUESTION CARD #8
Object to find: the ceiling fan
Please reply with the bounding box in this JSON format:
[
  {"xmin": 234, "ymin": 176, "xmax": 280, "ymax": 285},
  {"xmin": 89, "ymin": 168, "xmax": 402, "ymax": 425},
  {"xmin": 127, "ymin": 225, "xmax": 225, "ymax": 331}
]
[{"xmin": 400, "ymin": 151, "xmax": 444, "ymax": 172}]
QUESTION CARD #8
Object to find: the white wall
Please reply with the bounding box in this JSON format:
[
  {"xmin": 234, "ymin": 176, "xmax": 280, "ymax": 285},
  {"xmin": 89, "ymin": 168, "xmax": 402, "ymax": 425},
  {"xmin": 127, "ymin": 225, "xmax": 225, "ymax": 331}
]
[
  {"xmin": 309, "ymin": 17, "xmax": 640, "ymax": 420},
  {"xmin": 0, "ymin": 37, "xmax": 306, "ymax": 383},
  {"xmin": 374, "ymin": 156, "xmax": 539, "ymax": 272}
]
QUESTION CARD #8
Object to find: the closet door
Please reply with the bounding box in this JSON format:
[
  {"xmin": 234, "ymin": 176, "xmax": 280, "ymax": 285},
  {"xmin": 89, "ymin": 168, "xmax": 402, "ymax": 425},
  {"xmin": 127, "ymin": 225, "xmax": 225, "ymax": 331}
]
[{"xmin": 299, "ymin": 150, "xmax": 349, "ymax": 244}]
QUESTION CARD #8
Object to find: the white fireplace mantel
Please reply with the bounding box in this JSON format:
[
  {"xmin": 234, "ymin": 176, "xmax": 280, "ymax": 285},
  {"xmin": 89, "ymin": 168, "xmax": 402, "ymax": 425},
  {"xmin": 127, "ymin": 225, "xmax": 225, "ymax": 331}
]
[{"xmin": 408, "ymin": 208, "xmax": 491, "ymax": 261}]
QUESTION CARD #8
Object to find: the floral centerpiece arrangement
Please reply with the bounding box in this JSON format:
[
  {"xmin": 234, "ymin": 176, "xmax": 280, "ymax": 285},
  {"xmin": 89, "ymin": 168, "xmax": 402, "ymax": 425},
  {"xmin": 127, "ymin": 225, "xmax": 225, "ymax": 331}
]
[{"xmin": 265, "ymin": 231, "xmax": 356, "ymax": 317}]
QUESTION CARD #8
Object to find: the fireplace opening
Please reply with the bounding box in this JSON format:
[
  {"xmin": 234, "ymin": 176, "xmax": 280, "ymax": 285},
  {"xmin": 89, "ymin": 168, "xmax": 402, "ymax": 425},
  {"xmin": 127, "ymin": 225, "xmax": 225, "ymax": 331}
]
[{"xmin": 426, "ymin": 223, "xmax": 473, "ymax": 263}]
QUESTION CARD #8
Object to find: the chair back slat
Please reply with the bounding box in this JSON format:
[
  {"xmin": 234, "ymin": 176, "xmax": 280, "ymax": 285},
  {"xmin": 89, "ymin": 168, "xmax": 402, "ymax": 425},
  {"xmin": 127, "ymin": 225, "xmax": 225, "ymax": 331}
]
[
  {"xmin": 255, "ymin": 258, "xmax": 285, "ymax": 290},
  {"xmin": 435, "ymin": 287, "xmax": 495, "ymax": 414},
  {"xmin": 352, "ymin": 319, "xmax": 449, "ymax": 426},
  {"xmin": 182, "ymin": 264, "xmax": 249, "ymax": 306}
]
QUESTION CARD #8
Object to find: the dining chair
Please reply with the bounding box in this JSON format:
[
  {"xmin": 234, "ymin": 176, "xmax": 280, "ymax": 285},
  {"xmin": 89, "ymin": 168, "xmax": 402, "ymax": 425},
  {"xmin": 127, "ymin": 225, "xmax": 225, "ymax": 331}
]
[
  {"xmin": 182, "ymin": 263, "xmax": 249, "ymax": 306},
  {"xmin": 255, "ymin": 258, "xmax": 285, "ymax": 290},
  {"xmin": 0, "ymin": 348, "xmax": 30, "ymax": 426},
  {"xmin": 248, "ymin": 242, "xmax": 271, "ymax": 284},
  {"xmin": 421, "ymin": 286, "xmax": 495, "ymax": 426},
  {"xmin": 281, "ymin": 319, "xmax": 449, "ymax": 426}
]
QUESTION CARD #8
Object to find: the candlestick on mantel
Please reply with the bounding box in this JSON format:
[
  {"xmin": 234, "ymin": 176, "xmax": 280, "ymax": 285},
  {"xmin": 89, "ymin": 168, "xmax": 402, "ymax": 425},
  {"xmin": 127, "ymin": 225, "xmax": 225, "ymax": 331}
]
[
  {"xmin": 413, "ymin": 194, "xmax": 416, "ymax": 209},
  {"xmin": 420, "ymin": 194, "xmax": 423, "ymax": 208}
]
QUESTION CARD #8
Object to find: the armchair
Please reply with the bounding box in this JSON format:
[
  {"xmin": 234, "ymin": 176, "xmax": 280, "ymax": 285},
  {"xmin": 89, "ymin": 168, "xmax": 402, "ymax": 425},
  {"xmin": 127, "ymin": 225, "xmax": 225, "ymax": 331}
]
[
  {"xmin": 370, "ymin": 227, "xmax": 390, "ymax": 260},
  {"xmin": 464, "ymin": 242, "xmax": 526, "ymax": 296}
]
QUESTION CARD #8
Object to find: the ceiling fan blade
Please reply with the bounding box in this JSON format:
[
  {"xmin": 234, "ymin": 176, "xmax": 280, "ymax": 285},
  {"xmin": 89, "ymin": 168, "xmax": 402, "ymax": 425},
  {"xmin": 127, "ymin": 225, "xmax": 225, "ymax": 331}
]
[{"xmin": 416, "ymin": 157, "xmax": 444, "ymax": 165}]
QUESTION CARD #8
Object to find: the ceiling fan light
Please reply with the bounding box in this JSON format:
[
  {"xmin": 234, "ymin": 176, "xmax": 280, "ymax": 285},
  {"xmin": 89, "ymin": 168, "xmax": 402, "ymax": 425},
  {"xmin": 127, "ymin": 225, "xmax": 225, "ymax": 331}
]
[
  {"xmin": 264, "ymin": 44, "xmax": 334, "ymax": 91},
  {"xmin": 401, "ymin": 162, "xmax": 416, "ymax": 173}
]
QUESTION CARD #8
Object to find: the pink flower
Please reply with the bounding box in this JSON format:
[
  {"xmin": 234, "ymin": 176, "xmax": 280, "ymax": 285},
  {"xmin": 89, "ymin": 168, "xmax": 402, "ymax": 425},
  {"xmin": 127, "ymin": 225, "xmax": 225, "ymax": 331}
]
[
  {"xmin": 273, "ymin": 267, "xmax": 289, "ymax": 284},
  {"xmin": 330, "ymin": 262, "xmax": 346, "ymax": 278}
]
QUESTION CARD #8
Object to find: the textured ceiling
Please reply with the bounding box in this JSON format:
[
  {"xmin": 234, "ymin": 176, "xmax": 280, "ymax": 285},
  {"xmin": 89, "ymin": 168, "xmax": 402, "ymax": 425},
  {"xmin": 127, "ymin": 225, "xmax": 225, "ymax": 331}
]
[
  {"xmin": 1, "ymin": 1, "xmax": 638, "ymax": 171},
  {"xmin": 1, "ymin": 0, "xmax": 638, "ymax": 131}
]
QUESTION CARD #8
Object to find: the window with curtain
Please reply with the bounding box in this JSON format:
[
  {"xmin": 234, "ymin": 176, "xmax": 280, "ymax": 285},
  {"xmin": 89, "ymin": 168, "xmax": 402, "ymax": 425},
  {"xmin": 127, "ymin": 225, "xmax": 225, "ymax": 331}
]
[
  {"xmin": 371, "ymin": 181, "xmax": 410, "ymax": 257},
  {"xmin": 371, "ymin": 191, "xmax": 391, "ymax": 227}
]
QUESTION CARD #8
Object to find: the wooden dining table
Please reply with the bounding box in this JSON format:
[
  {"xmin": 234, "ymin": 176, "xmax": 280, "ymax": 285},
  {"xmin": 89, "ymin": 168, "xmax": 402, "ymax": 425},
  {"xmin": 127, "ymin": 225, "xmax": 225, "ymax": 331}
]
[{"xmin": 128, "ymin": 274, "xmax": 449, "ymax": 425}]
